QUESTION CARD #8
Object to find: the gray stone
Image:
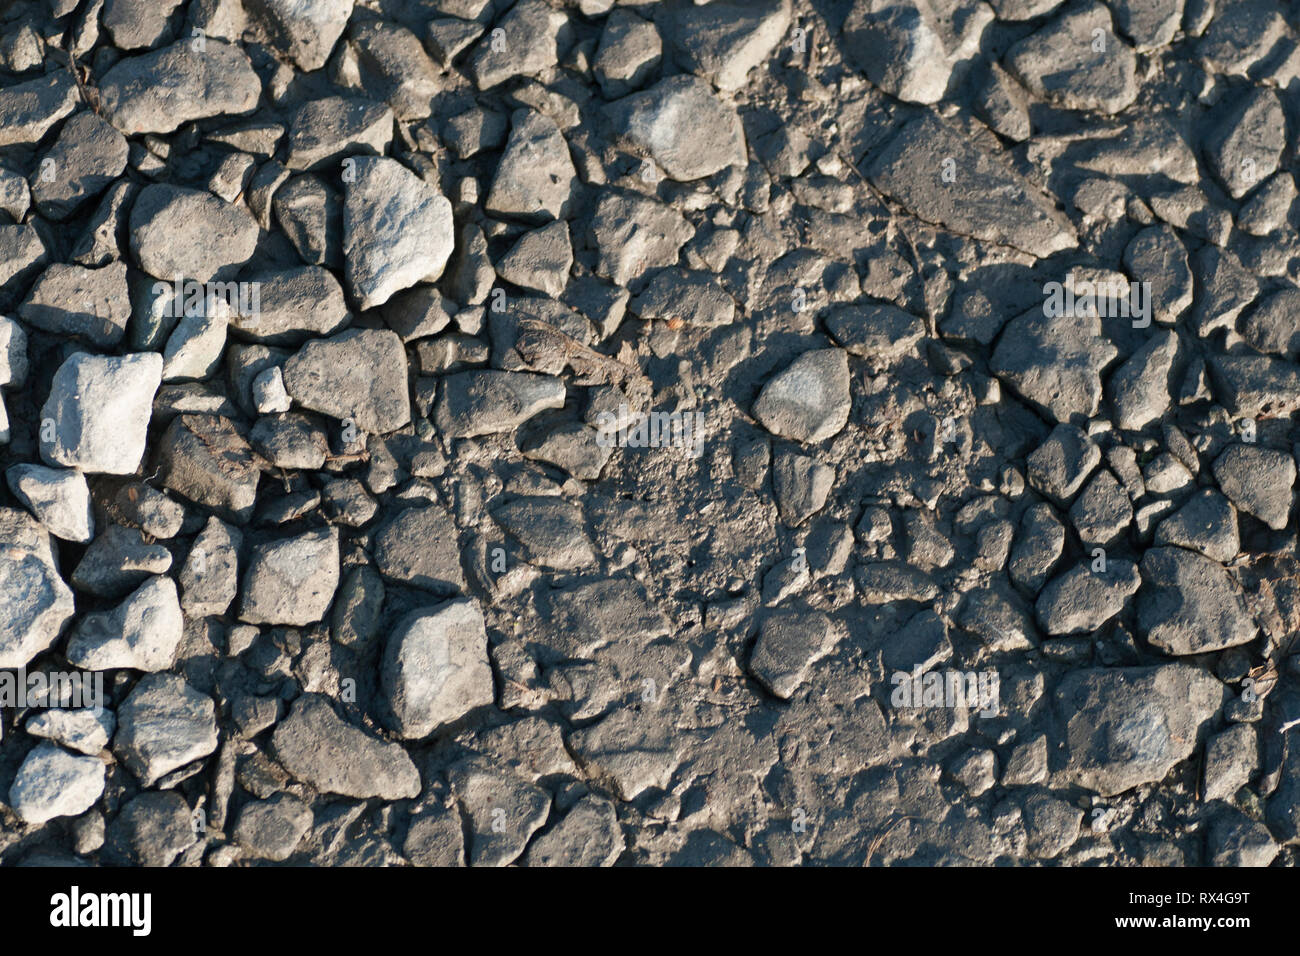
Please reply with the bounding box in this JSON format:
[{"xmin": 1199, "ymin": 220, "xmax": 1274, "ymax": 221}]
[
  {"xmin": 1213, "ymin": 444, "xmax": 1294, "ymax": 530},
  {"xmin": 1110, "ymin": 0, "xmax": 1183, "ymax": 50},
  {"xmin": 282, "ymin": 327, "xmax": 411, "ymax": 434},
  {"xmin": 568, "ymin": 707, "xmax": 680, "ymax": 800},
  {"xmin": 1242, "ymin": 288, "xmax": 1300, "ymax": 359},
  {"xmin": 1203, "ymin": 724, "xmax": 1256, "ymax": 802},
  {"xmin": 772, "ymin": 450, "xmax": 833, "ymax": 526},
  {"xmin": 66, "ymin": 575, "xmax": 183, "ymax": 672},
  {"xmin": 25, "ymin": 708, "xmax": 115, "ymax": 756},
  {"xmin": 749, "ymin": 610, "xmax": 837, "ymax": 699},
  {"xmin": 657, "ymin": 0, "xmax": 790, "ymax": 93},
  {"xmin": 1205, "ymin": 89, "xmax": 1286, "ymax": 200},
  {"xmin": 29, "ymin": 110, "xmax": 128, "ymax": 221},
  {"xmin": 103, "ymin": 791, "xmax": 194, "ymax": 866},
  {"xmin": 493, "ymin": 496, "xmax": 596, "ymax": 570},
  {"xmin": 0, "ymin": 71, "xmax": 78, "ymax": 148},
  {"xmin": 447, "ymin": 756, "xmax": 550, "ymax": 866},
  {"xmin": 285, "ymin": 96, "xmax": 391, "ymax": 172},
  {"xmin": 229, "ymin": 266, "xmax": 349, "ymax": 345},
  {"xmin": 0, "ymin": 316, "xmax": 28, "ymax": 389},
  {"xmin": 99, "ymin": 40, "xmax": 261, "ymax": 135},
  {"xmin": 842, "ymin": 0, "xmax": 993, "ymax": 104},
  {"xmin": 1005, "ymin": 4, "xmax": 1138, "ymax": 113},
  {"xmin": 114, "ymin": 673, "xmax": 219, "ymax": 787},
  {"xmin": 435, "ymin": 370, "xmax": 565, "ymax": 437},
  {"xmin": 606, "ymin": 75, "xmax": 745, "ymax": 181},
  {"xmin": 1026, "ymin": 424, "xmax": 1101, "ymax": 503},
  {"xmin": 590, "ymin": 190, "xmax": 694, "ymax": 285},
  {"xmin": 179, "ymin": 516, "xmax": 242, "ymax": 617},
  {"xmin": 1054, "ymin": 665, "xmax": 1227, "ymax": 795},
  {"xmin": 5, "ymin": 464, "xmax": 93, "ymax": 542},
  {"xmin": 993, "ymin": 309, "xmax": 1116, "ymax": 423},
  {"xmin": 348, "ymin": 20, "xmax": 440, "ymax": 120},
  {"xmin": 868, "ymin": 113, "xmax": 1075, "ymax": 256},
  {"xmin": 1137, "ymin": 547, "xmax": 1256, "ymax": 655},
  {"xmin": 343, "ymin": 157, "xmax": 454, "ymax": 309},
  {"xmin": 373, "ymin": 504, "xmax": 466, "ymax": 595},
  {"xmin": 496, "ymin": 220, "xmax": 572, "ymax": 298},
  {"xmin": 485, "ymin": 109, "xmax": 578, "ymax": 223},
  {"xmin": 102, "ymin": 0, "xmax": 185, "ymax": 49},
  {"xmin": 1035, "ymin": 560, "xmax": 1140, "ymax": 635},
  {"xmin": 524, "ymin": 795, "xmax": 622, "ymax": 867},
  {"xmin": 1122, "ymin": 226, "xmax": 1191, "ymax": 325},
  {"xmin": 246, "ymin": 0, "xmax": 353, "ymax": 71},
  {"xmin": 382, "ymin": 598, "xmax": 494, "ymax": 738},
  {"xmin": 1068, "ymin": 469, "xmax": 1131, "ymax": 548},
  {"xmin": 130, "ymin": 184, "xmax": 260, "ymax": 283},
  {"xmin": 1154, "ymin": 490, "xmax": 1238, "ymax": 563},
  {"xmin": 1208, "ymin": 810, "xmax": 1278, "ymax": 867},
  {"xmin": 1009, "ymin": 503, "xmax": 1066, "ymax": 595},
  {"xmin": 20, "ymin": 262, "xmax": 131, "ymax": 348},
  {"xmin": 594, "ymin": 9, "xmax": 662, "ymax": 98},
  {"xmin": 40, "ymin": 351, "xmax": 162, "ymax": 475},
  {"xmin": 239, "ymin": 526, "xmax": 339, "ymax": 626},
  {"xmin": 1107, "ymin": 330, "xmax": 1178, "ymax": 430},
  {"xmin": 156, "ymin": 415, "xmax": 260, "ymax": 523},
  {"xmin": 1238, "ymin": 173, "xmax": 1295, "ymax": 237},
  {"xmin": 752, "ymin": 348, "xmax": 850, "ymax": 444},
  {"xmin": 233, "ymin": 793, "xmax": 313, "ymax": 861},
  {"xmin": 8, "ymin": 742, "xmax": 105, "ymax": 825},
  {"xmin": 826, "ymin": 303, "xmax": 926, "ymax": 369},
  {"xmin": 467, "ymin": 0, "xmax": 567, "ymax": 89},
  {"xmin": 71, "ymin": 524, "xmax": 172, "ymax": 598},
  {"xmin": 271, "ymin": 693, "xmax": 421, "ymax": 799}
]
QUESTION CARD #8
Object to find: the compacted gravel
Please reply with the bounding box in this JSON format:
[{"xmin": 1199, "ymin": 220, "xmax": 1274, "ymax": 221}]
[{"xmin": 0, "ymin": 0, "xmax": 1298, "ymax": 868}]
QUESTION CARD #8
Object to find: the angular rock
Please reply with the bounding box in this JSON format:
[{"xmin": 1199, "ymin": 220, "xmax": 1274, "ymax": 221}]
[
  {"xmin": 373, "ymin": 504, "xmax": 465, "ymax": 595},
  {"xmin": 0, "ymin": 72, "xmax": 78, "ymax": 148},
  {"xmin": 435, "ymin": 370, "xmax": 565, "ymax": 437},
  {"xmin": 246, "ymin": 0, "xmax": 354, "ymax": 71},
  {"xmin": 98, "ymin": 40, "xmax": 262, "ymax": 135},
  {"xmin": 1035, "ymin": 560, "xmax": 1140, "ymax": 635},
  {"xmin": 5, "ymin": 464, "xmax": 93, "ymax": 542},
  {"xmin": 239, "ymin": 526, "xmax": 340, "ymax": 625},
  {"xmin": 40, "ymin": 351, "xmax": 162, "ymax": 475},
  {"xmin": 66, "ymin": 576, "xmax": 183, "ymax": 672},
  {"xmin": 343, "ymin": 157, "xmax": 454, "ymax": 309},
  {"xmin": 842, "ymin": 0, "xmax": 993, "ymax": 104},
  {"xmin": 282, "ymin": 327, "xmax": 411, "ymax": 433},
  {"xmin": 485, "ymin": 109, "xmax": 577, "ymax": 224},
  {"xmin": 605, "ymin": 75, "xmax": 745, "ymax": 182},
  {"xmin": 30, "ymin": 110, "xmax": 129, "ymax": 221},
  {"xmin": 1212, "ymin": 444, "xmax": 1294, "ymax": 530},
  {"xmin": 271, "ymin": 693, "xmax": 421, "ymax": 799},
  {"xmin": 8, "ymin": 742, "xmax": 105, "ymax": 825},
  {"xmin": 868, "ymin": 113, "xmax": 1076, "ymax": 256},
  {"xmin": 19, "ymin": 261, "xmax": 131, "ymax": 348},
  {"xmin": 1005, "ymin": 4, "xmax": 1138, "ymax": 114},
  {"xmin": 752, "ymin": 348, "xmax": 850, "ymax": 444},
  {"xmin": 1137, "ymin": 547, "xmax": 1256, "ymax": 655},
  {"xmin": 749, "ymin": 610, "xmax": 838, "ymax": 699},
  {"xmin": 1055, "ymin": 665, "xmax": 1226, "ymax": 795},
  {"xmin": 156, "ymin": 414, "xmax": 260, "ymax": 522},
  {"xmin": 114, "ymin": 673, "xmax": 219, "ymax": 787},
  {"xmin": 130, "ymin": 184, "xmax": 260, "ymax": 283},
  {"xmin": 382, "ymin": 598, "xmax": 494, "ymax": 738}
]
